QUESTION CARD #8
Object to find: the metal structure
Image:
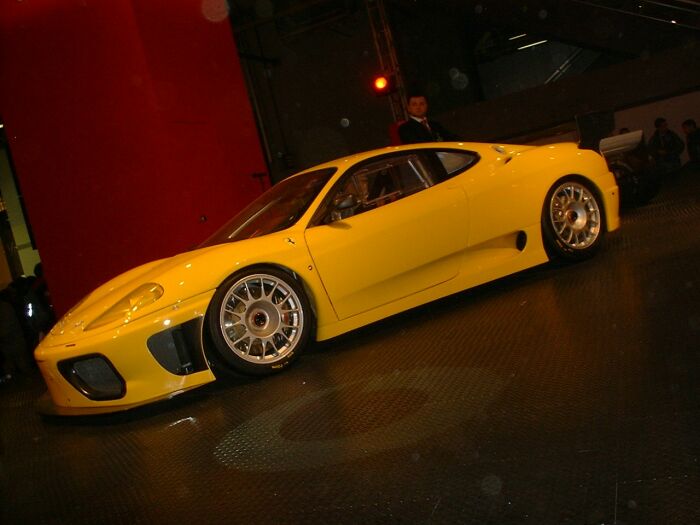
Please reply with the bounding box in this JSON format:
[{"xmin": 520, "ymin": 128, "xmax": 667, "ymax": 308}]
[
  {"xmin": 366, "ymin": 0, "xmax": 407, "ymax": 122},
  {"xmin": 571, "ymin": 0, "xmax": 700, "ymax": 31}
]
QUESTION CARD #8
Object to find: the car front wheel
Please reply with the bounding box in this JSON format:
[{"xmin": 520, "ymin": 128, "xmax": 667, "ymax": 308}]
[
  {"xmin": 542, "ymin": 178, "xmax": 605, "ymax": 261},
  {"xmin": 206, "ymin": 267, "xmax": 312, "ymax": 376}
]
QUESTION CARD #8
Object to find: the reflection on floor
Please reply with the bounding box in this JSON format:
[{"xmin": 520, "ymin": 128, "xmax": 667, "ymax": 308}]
[{"xmin": 2, "ymin": 168, "xmax": 699, "ymax": 524}]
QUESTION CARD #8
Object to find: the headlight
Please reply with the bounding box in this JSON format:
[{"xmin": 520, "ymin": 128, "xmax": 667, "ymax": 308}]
[{"xmin": 85, "ymin": 283, "xmax": 164, "ymax": 331}]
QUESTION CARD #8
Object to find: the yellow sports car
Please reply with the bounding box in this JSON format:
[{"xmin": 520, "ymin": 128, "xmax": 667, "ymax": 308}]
[{"xmin": 35, "ymin": 142, "xmax": 619, "ymax": 415}]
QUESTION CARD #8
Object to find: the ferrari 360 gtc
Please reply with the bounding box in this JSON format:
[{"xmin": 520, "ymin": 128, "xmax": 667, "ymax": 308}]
[{"xmin": 35, "ymin": 142, "xmax": 619, "ymax": 414}]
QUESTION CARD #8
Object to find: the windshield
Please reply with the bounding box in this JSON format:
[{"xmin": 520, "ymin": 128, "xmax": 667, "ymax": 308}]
[{"xmin": 200, "ymin": 167, "xmax": 336, "ymax": 247}]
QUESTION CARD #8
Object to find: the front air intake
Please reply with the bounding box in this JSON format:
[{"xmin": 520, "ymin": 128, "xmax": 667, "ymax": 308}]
[{"xmin": 58, "ymin": 354, "xmax": 125, "ymax": 401}]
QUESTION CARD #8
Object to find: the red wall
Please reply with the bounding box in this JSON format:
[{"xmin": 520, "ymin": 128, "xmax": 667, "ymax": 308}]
[{"xmin": 0, "ymin": 0, "xmax": 267, "ymax": 315}]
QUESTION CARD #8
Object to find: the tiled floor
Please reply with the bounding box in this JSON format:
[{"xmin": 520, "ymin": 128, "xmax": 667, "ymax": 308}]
[{"xmin": 1, "ymin": 168, "xmax": 699, "ymax": 524}]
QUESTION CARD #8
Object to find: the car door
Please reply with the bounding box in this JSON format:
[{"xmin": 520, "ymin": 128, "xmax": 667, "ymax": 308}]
[{"xmin": 304, "ymin": 151, "xmax": 470, "ymax": 320}]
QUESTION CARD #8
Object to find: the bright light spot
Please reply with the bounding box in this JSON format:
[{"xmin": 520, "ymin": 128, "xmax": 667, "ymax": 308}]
[
  {"xmin": 26, "ymin": 303, "xmax": 34, "ymax": 318},
  {"xmin": 374, "ymin": 76, "xmax": 388, "ymax": 90},
  {"xmin": 168, "ymin": 416, "xmax": 196, "ymax": 428},
  {"xmin": 163, "ymin": 319, "xmax": 171, "ymax": 327},
  {"xmin": 518, "ymin": 40, "xmax": 548, "ymax": 50},
  {"xmin": 508, "ymin": 34, "xmax": 527, "ymax": 41}
]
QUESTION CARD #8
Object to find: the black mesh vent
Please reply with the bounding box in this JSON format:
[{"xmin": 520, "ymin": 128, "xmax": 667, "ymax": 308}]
[
  {"xmin": 58, "ymin": 355, "xmax": 125, "ymax": 401},
  {"xmin": 147, "ymin": 318, "xmax": 207, "ymax": 375}
]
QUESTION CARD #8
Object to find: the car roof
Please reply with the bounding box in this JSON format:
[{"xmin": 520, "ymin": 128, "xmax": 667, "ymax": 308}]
[{"xmin": 295, "ymin": 142, "xmax": 480, "ymax": 175}]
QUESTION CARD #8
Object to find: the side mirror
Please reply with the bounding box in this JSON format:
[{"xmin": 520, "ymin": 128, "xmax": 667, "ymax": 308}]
[
  {"xmin": 333, "ymin": 192, "xmax": 357, "ymax": 210},
  {"xmin": 328, "ymin": 193, "xmax": 358, "ymax": 223}
]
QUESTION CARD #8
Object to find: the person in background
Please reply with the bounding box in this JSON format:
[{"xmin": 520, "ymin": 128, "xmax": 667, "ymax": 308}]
[
  {"xmin": 681, "ymin": 119, "xmax": 700, "ymax": 168},
  {"xmin": 648, "ymin": 117, "xmax": 684, "ymax": 175},
  {"xmin": 0, "ymin": 264, "xmax": 55, "ymax": 380},
  {"xmin": 398, "ymin": 93, "xmax": 460, "ymax": 144},
  {"xmin": 0, "ymin": 287, "xmax": 31, "ymax": 384},
  {"xmin": 30, "ymin": 262, "xmax": 56, "ymax": 340}
]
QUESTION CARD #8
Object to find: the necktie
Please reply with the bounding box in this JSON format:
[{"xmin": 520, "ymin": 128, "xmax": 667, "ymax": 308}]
[{"xmin": 421, "ymin": 118, "xmax": 434, "ymax": 140}]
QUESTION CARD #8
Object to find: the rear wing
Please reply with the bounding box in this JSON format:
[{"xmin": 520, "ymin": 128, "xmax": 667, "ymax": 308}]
[{"xmin": 599, "ymin": 130, "xmax": 645, "ymax": 159}]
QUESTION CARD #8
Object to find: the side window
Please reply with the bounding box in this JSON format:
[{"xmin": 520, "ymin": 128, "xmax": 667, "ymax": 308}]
[
  {"xmin": 321, "ymin": 153, "xmax": 434, "ymax": 223},
  {"xmin": 433, "ymin": 151, "xmax": 479, "ymax": 181}
]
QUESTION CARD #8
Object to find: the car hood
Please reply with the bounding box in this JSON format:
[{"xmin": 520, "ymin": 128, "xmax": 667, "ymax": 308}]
[{"xmin": 44, "ymin": 248, "xmax": 215, "ymax": 345}]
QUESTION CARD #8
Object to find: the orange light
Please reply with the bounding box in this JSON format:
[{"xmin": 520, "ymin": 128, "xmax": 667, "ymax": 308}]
[
  {"xmin": 374, "ymin": 76, "xmax": 389, "ymax": 91},
  {"xmin": 371, "ymin": 74, "xmax": 397, "ymax": 96}
]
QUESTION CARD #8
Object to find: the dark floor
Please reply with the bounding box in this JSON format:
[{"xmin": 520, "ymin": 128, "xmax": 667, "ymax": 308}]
[{"xmin": 2, "ymin": 168, "xmax": 699, "ymax": 525}]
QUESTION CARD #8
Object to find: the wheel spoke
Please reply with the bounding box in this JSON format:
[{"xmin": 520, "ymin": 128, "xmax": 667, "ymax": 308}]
[
  {"xmin": 276, "ymin": 333, "xmax": 287, "ymax": 347},
  {"xmin": 234, "ymin": 337, "xmax": 251, "ymax": 355},
  {"xmin": 232, "ymin": 291, "xmax": 250, "ymax": 305},
  {"xmin": 267, "ymin": 337, "xmax": 277, "ymax": 352},
  {"xmin": 224, "ymin": 322, "xmax": 244, "ymax": 337},
  {"xmin": 277, "ymin": 292, "xmax": 290, "ymax": 306},
  {"xmin": 223, "ymin": 306, "xmax": 242, "ymax": 319},
  {"xmin": 265, "ymin": 338, "xmax": 279, "ymax": 357},
  {"xmin": 280, "ymin": 316, "xmax": 297, "ymax": 328},
  {"xmin": 266, "ymin": 280, "xmax": 279, "ymax": 299}
]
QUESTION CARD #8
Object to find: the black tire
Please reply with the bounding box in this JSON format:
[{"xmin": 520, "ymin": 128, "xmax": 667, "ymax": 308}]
[
  {"xmin": 206, "ymin": 267, "xmax": 312, "ymax": 376},
  {"xmin": 541, "ymin": 177, "xmax": 605, "ymax": 261}
]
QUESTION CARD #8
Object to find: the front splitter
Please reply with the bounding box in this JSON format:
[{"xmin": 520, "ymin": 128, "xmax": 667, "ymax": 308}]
[{"xmin": 35, "ymin": 388, "xmax": 194, "ymax": 417}]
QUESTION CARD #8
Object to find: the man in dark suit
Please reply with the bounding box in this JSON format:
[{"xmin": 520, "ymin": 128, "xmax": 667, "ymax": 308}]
[{"xmin": 398, "ymin": 93, "xmax": 460, "ymax": 144}]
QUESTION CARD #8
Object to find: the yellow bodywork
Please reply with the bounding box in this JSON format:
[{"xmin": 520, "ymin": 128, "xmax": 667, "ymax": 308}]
[{"xmin": 35, "ymin": 141, "xmax": 619, "ymax": 414}]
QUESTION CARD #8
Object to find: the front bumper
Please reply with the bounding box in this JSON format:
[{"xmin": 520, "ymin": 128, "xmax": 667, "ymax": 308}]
[{"xmin": 35, "ymin": 290, "xmax": 217, "ymax": 414}]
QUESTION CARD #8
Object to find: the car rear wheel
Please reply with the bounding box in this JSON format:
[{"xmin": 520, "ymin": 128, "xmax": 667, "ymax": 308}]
[
  {"xmin": 542, "ymin": 178, "xmax": 604, "ymax": 261},
  {"xmin": 206, "ymin": 268, "xmax": 312, "ymax": 376}
]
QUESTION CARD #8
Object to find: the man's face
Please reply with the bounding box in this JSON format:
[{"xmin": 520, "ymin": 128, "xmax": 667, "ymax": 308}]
[
  {"xmin": 658, "ymin": 121, "xmax": 669, "ymax": 133},
  {"xmin": 682, "ymin": 124, "xmax": 695, "ymax": 135},
  {"xmin": 407, "ymin": 96, "xmax": 428, "ymax": 119}
]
